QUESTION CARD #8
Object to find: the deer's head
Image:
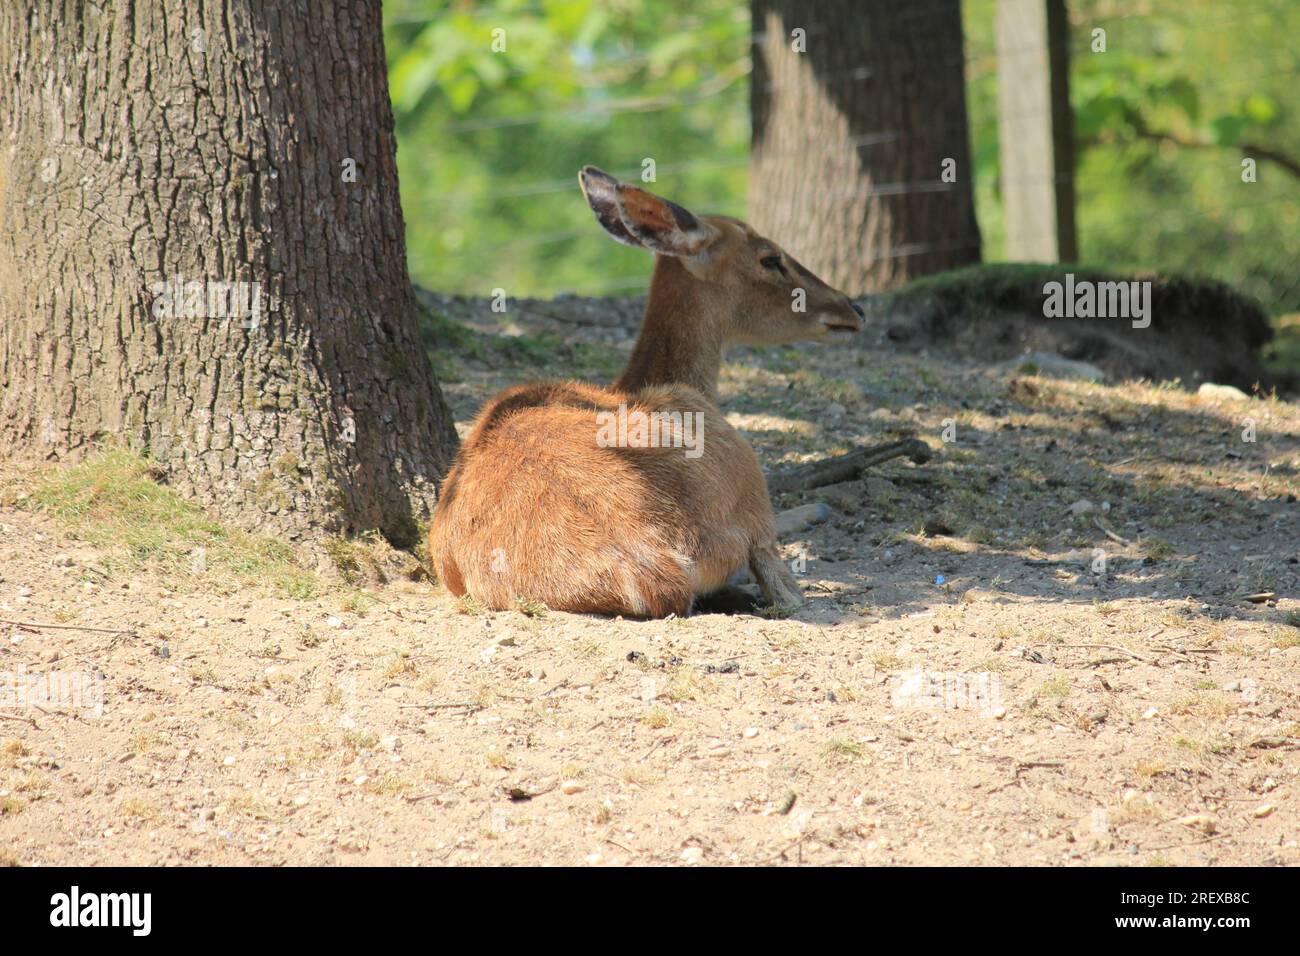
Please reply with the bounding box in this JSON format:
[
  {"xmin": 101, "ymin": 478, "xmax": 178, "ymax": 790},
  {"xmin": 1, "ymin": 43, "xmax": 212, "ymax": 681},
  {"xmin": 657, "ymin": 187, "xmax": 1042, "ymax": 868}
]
[{"xmin": 579, "ymin": 166, "xmax": 863, "ymax": 346}]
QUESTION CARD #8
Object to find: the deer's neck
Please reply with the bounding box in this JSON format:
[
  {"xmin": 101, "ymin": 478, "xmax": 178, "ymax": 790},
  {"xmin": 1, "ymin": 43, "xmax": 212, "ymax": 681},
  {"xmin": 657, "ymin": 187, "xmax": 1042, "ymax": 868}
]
[{"xmin": 613, "ymin": 256, "xmax": 725, "ymax": 400}]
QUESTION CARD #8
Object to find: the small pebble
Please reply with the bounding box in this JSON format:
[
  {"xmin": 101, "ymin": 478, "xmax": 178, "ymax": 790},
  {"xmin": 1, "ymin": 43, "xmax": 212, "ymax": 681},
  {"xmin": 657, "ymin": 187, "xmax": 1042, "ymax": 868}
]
[{"xmin": 1176, "ymin": 814, "xmax": 1217, "ymax": 834}]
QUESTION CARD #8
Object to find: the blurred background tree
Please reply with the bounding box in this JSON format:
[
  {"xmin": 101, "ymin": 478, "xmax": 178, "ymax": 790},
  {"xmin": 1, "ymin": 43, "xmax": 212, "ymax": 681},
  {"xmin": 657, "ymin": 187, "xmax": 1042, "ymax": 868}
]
[
  {"xmin": 385, "ymin": 0, "xmax": 1299, "ymax": 332},
  {"xmin": 749, "ymin": 0, "xmax": 982, "ymax": 294},
  {"xmin": 965, "ymin": 0, "xmax": 1299, "ymax": 318},
  {"xmin": 385, "ymin": 0, "xmax": 752, "ymax": 299}
]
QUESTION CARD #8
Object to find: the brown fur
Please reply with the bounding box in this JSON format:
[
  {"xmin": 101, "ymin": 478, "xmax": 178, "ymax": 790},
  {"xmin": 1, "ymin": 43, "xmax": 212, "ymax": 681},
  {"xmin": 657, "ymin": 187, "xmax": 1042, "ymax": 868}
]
[
  {"xmin": 430, "ymin": 381, "xmax": 777, "ymax": 616},
  {"xmin": 428, "ymin": 168, "xmax": 863, "ymax": 617}
]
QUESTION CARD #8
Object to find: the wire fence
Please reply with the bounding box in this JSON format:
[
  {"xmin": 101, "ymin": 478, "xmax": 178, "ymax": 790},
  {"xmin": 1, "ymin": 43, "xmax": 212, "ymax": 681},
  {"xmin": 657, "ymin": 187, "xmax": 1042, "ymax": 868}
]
[{"xmin": 389, "ymin": 0, "xmax": 1300, "ymax": 312}]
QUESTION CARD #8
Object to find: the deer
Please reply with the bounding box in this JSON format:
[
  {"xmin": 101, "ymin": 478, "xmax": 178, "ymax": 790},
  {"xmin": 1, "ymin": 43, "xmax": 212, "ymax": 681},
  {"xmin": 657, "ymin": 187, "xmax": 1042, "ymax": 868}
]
[{"xmin": 428, "ymin": 166, "xmax": 864, "ymax": 617}]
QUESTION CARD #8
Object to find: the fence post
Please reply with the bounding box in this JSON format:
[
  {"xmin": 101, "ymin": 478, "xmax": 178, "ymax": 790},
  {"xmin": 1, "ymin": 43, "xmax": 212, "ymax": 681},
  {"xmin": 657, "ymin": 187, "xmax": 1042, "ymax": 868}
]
[{"xmin": 996, "ymin": 0, "xmax": 1078, "ymax": 262}]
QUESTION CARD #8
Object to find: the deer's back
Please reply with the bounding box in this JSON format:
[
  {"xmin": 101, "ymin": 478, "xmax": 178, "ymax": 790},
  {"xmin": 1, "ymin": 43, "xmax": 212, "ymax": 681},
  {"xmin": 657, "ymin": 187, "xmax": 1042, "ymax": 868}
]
[{"xmin": 429, "ymin": 380, "xmax": 774, "ymax": 616}]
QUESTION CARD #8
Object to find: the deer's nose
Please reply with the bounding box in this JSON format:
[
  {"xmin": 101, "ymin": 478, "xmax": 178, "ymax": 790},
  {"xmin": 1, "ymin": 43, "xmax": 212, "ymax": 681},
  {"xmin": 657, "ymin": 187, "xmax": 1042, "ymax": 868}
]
[{"xmin": 851, "ymin": 300, "xmax": 865, "ymax": 321}]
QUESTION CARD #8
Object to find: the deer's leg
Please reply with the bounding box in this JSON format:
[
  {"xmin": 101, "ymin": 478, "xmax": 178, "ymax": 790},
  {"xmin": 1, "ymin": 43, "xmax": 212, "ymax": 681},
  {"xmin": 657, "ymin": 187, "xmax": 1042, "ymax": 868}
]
[{"xmin": 748, "ymin": 544, "xmax": 803, "ymax": 608}]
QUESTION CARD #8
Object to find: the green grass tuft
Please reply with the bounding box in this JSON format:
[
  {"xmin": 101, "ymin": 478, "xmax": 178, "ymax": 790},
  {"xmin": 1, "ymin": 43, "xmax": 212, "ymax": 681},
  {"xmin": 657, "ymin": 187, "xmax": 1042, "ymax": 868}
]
[
  {"xmin": 417, "ymin": 303, "xmax": 619, "ymax": 383},
  {"xmin": 29, "ymin": 450, "xmax": 318, "ymax": 598}
]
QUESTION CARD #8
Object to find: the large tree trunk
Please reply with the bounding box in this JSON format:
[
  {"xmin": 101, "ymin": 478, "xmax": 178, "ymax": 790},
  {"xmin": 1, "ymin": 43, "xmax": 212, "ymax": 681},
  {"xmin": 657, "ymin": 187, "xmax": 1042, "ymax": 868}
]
[
  {"xmin": 750, "ymin": 0, "xmax": 982, "ymax": 293},
  {"xmin": 0, "ymin": 1, "xmax": 457, "ymax": 546}
]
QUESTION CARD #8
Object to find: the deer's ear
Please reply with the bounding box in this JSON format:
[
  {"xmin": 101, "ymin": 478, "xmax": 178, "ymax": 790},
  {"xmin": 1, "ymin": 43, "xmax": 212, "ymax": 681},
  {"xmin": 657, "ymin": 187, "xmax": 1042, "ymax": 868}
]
[
  {"xmin": 579, "ymin": 166, "xmax": 643, "ymax": 249},
  {"xmin": 579, "ymin": 166, "xmax": 717, "ymax": 257},
  {"xmin": 613, "ymin": 183, "xmax": 716, "ymax": 257}
]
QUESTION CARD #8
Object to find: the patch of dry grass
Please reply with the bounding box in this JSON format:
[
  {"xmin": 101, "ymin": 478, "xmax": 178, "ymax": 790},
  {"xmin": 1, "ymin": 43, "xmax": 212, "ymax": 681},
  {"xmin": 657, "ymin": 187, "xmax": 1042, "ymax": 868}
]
[
  {"xmin": 823, "ymin": 739, "xmax": 866, "ymax": 763},
  {"xmin": 28, "ymin": 449, "xmax": 319, "ymax": 598},
  {"xmin": 119, "ymin": 798, "xmax": 162, "ymax": 823},
  {"xmin": 641, "ymin": 707, "xmax": 672, "ymax": 729},
  {"xmin": 0, "ymin": 740, "xmax": 30, "ymax": 769}
]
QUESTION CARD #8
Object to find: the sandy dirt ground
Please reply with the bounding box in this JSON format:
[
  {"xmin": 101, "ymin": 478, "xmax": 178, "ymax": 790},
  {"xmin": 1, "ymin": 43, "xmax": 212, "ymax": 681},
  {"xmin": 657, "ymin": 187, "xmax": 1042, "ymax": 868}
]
[{"xmin": 1, "ymin": 299, "xmax": 1297, "ymax": 866}]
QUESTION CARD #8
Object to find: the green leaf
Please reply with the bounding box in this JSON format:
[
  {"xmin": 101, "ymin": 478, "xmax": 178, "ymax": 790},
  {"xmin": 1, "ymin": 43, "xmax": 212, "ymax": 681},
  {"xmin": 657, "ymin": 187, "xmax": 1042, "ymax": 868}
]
[
  {"xmin": 390, "ymin": 55, "xmax": 440, "ymax": 113},
  {"xmin": 473, "ymin": 51, "xmax": 508, "ymax": 87},
  {"xmin": 646, "ymin": 32, "xmax": 698, "ymax": 72},
  {"xmin": 1074, "ymin": 92, "xmax": 1135, "ymax": 141},
  {"xmin": 1209, "ymin": 114, "xmax": 1247, "ymax": 146},
  {"xmin": 1243, "ymin": 93, "xmax": 1279, "ymax": 126},
  {"xmin": 445, "ymin": 74, "xmax": 480, "ymax": 113},
  {"xmin": 1161, "ymin": 77, "xmax": 1200, "ymax": 122}
]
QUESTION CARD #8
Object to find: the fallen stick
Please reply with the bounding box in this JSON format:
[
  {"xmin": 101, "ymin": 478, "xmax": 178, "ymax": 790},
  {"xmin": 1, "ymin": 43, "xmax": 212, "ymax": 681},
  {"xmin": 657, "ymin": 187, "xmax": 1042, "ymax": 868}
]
[
  {"xmin": 765, "ymin": 438, "xmax": 933, "ymax": 495},
  {"xmin": 1036, "ymin": 642, "xmax": 1153, "ymax": 663},
  {"xmin": 760, "ymin": 833, "xmax": 809, "ymax": 865},
  {"xmin": 989, "ymin": 759, "xmax": 1066, "ymax": 792},
  {"xmin": 0, "ymin": 618, "xmax": 135, "ymax": 636},
  {"xmin": 1145, "ymin": 832, "xmax": 1229, "ymax": 853},
  {"xmin": 1094, "ymin": 519, "xmax": 1132, "ymax": 546},
  {"xmin": 773, "ymin": 502, "xmax": 830, "ymax": 536},
  {"xmin": 401, "ymin": 701, "xmax": 482, "ymax": 711}
]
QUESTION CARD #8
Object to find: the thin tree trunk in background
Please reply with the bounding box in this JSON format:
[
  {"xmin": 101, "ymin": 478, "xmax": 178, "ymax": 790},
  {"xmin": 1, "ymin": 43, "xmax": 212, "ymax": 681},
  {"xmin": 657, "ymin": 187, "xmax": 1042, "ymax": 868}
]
[
  {"xmin": 0, "ymin": 1, "xmax": 457, "ymax": 545},
  {"xmin": 749, "ymin": 0, "xmax": 982, "ymax": 294},
  {"xmin": 997, "ymin": 0, "xmax": 1078, "ymax": 261}
]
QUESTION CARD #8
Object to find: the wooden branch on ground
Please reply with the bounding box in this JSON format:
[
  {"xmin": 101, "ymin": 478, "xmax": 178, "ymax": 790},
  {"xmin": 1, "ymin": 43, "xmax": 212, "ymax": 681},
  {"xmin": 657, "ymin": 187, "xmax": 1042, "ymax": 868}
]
[
  {"xmin": 766, "ymin": 438, "xmax": 933, "ymax": 495},
  {"xmin": 0, "ymin": 618, "xmax": 135, "ymax": 636}
]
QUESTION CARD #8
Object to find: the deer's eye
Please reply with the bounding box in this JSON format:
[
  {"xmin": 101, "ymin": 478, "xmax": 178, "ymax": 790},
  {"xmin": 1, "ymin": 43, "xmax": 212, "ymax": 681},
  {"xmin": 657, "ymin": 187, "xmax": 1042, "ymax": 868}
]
[{"xmin": 760, "ymin": 254, "xmax": 784, "ymax": 272}]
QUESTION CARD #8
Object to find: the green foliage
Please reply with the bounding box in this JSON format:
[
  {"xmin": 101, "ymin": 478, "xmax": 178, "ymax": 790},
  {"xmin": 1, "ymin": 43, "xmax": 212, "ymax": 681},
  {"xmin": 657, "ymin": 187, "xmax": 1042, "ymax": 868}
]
[
  {"xmin": 387, "ymin": 0, "xmax": 1299, "ymax": 342},
  {"xmin": 1262, "ymin": 314, "xmax": 1300, "ymax": 380},
  {"xmin": 966, "ymin": 0, "xmax": 1299, "ymax": 320},
  {"xmin": 384, "ymin": 0, "xmax": 749, "ymax": 299},
  {"xmin": 417, "ymin": 301, "xmax": 620, "ymax": 382}
]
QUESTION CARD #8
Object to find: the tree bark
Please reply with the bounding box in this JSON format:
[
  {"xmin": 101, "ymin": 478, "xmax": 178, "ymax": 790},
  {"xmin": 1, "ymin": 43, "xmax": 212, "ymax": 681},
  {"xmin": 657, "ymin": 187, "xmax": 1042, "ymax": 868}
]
[
  {"xmin": 750, "ymin": 0, "xmax": 982, "ymax": 294},
  {"xmin": 0, "ymin": 1, "xmax": 457, "ymax": 546}
]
